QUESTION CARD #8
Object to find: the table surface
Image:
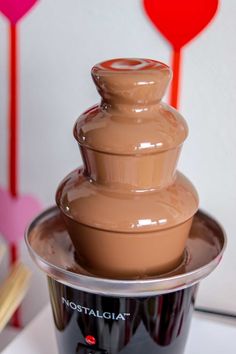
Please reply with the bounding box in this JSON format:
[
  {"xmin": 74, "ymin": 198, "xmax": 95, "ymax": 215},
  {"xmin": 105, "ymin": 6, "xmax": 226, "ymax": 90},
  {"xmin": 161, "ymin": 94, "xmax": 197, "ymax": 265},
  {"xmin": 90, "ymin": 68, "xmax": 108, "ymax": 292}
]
[{"xmin": 2, "ymin": 305, "xmax": 236, "ymax": 354}]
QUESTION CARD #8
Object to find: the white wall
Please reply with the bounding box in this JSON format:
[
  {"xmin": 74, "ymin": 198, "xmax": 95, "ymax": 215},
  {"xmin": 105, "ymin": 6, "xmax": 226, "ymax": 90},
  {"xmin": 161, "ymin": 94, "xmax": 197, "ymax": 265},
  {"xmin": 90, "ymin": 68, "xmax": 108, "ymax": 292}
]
[{"xmin": 0, "ymin": 0, "xmax": 235, "ymax": 322}]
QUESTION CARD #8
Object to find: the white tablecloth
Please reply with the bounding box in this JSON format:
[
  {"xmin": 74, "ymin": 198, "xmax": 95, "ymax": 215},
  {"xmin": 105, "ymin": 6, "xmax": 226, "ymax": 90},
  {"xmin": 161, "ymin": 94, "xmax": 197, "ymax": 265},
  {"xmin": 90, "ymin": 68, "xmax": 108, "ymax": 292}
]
[{"xmin": 2, "ymin": 305, "xmax": 236, "ymax": 353}]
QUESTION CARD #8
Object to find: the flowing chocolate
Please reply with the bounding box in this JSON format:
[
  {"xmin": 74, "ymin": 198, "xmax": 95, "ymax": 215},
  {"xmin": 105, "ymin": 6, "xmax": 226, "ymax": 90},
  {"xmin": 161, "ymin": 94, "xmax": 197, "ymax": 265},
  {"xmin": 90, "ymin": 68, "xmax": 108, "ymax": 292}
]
[{"xmin": 56, "ymin": 58, "xmax": 199, "ymax": 278}]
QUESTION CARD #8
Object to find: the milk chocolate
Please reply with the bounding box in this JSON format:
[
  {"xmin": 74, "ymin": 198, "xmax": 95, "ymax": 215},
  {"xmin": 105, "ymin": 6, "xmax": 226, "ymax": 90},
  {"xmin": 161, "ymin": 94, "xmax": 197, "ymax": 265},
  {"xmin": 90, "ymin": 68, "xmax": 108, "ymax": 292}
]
[{"xmin": 56, "ymin": 58, "xmax": 199, "ymax": 277}]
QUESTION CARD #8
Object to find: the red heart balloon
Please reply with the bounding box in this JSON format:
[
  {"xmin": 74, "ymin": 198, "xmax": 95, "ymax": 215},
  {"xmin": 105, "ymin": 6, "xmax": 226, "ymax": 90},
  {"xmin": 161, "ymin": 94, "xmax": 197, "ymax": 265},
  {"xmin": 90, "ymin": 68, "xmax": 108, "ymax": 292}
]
[
  {"xmin": 0, "ymin": 0, "xmax": 38, "ymax": 24},
  {"xmin": 143, "ymin": 0, "xmax": 219, "ymax": 49}
]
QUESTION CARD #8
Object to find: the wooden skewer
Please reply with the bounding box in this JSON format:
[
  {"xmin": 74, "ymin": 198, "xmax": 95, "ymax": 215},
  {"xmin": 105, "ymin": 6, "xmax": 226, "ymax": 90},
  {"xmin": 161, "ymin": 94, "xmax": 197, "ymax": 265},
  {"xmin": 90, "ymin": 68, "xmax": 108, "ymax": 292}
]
[
  {"xmin": 0, "ymin": 262, "xmax": 31, "ymax": 332},
  {"xmin": 0, "ymin": 244, "xmax": 6, "ymax": 264}
]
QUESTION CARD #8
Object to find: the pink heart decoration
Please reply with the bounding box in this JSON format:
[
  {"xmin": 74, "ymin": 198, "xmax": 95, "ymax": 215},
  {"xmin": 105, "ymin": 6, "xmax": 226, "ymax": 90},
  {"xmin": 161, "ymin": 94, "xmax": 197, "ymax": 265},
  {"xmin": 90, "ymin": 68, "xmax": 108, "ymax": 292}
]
[
  {"xmin": 0, "ymin": 187, "xmax": 41, "ymax": 244},
  {"xmin": 143, "ymin": 0, "xmax": 219, "ymax": 49},
  {"xmin": 0, "ymin": 0, "xmax": 38, "ymax": 24}
]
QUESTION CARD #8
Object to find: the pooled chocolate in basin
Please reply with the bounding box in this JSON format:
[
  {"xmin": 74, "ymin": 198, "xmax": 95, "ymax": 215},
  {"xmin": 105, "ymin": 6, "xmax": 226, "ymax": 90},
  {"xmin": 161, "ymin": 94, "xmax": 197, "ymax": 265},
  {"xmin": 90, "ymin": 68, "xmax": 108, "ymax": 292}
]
[{"xmin": 29, "ymin": 208, "xmax": 223, "ymax": 281}]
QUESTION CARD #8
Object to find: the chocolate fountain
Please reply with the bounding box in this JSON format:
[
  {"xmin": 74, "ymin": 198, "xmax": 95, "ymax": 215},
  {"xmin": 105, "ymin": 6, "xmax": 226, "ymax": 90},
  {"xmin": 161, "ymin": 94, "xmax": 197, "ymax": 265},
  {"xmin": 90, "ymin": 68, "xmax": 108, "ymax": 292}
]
[{"xmin": 25, "ymin": 59, "xmax": 226, "ymax": 354}]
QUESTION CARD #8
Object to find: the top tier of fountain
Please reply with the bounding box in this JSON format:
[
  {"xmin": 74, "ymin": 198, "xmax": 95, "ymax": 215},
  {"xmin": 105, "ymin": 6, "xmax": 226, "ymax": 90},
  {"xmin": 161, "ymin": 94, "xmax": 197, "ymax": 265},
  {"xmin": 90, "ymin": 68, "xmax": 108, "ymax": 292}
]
[{"xmin": 73, "ymin": 58, "xmax": 188, "ymax": 190}]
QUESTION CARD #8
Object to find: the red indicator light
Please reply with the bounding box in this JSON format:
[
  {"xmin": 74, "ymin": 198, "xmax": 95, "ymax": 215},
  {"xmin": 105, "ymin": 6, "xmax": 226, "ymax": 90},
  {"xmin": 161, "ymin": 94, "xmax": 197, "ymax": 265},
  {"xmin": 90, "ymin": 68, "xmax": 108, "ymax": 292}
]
[{"xmin": 85, "ymin": 335, "xmax": 96, "ymax": 345}]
